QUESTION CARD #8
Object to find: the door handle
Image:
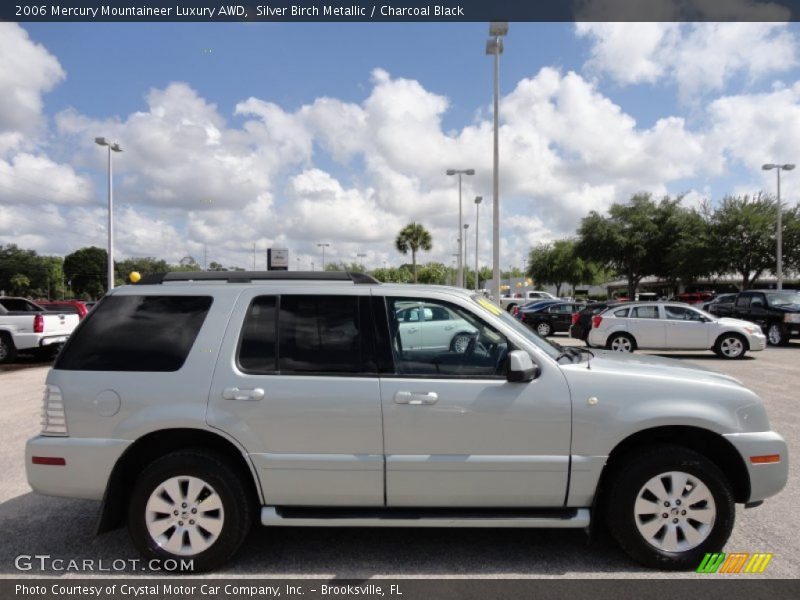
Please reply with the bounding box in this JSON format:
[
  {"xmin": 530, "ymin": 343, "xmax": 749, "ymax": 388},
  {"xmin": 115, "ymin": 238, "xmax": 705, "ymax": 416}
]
[
  {"xmin": 222, "ymin": 387, "xmax": 265, "ymax": 401},
  {"xmin": 407, "ymin": 327, "xmax": 418, "ymax": 334},
  {"xmin": 444, "ymin": 325, "xmax": 455, "ymax": 331},
  {"xmin": 394, "ymin": 391, "xmax": 438, "ymax": 405}
]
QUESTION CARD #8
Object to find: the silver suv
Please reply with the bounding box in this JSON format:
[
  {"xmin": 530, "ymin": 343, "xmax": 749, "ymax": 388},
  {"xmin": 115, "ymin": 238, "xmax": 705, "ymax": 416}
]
[{"xmin": 26, "ymin": 272, "xmax": 788, "ymax": 571}]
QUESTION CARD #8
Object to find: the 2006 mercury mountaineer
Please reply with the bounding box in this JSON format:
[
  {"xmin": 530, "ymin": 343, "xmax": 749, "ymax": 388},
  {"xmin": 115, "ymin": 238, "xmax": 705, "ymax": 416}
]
[{"xmin": 26, "ymin": 272, "xmax": 788, "ymax": 571}]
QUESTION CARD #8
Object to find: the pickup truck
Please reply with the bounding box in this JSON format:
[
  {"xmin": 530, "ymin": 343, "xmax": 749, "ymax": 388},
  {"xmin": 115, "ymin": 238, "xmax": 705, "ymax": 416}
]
[
  {"xmin": 719, "ymin": 289, "xmax": 800, "ymax": 346},
  {"xmin": 0, "ymin": 297, "xmax": 80, "ymax": 363},
  {"xmin": 500, "ymin": 290, "xmax": 556, "ymax": 312}
]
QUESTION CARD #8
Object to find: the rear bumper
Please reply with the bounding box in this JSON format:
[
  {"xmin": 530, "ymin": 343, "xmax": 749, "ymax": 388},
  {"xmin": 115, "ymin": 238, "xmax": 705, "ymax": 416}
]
[
  {"xmin": 13, "ymin": 333, "xmax": 68, "ymax": 350},
  {"xmin": 26, "ymin": 436, "xmax": 131, "ymax": 500},
  {"xmin": 723, "ymin": 431, "xmax": 788, "ymax": 503}
]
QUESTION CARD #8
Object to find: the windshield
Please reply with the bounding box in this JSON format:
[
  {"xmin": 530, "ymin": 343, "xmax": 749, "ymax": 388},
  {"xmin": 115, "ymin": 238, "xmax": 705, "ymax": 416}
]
[
  {"xmin": 471, "ymin": 294, "xmax": 562, "ymax": 359},
  {"xmin": 767, "ymin": 292, "xmax": 800, "ymax": 308}
]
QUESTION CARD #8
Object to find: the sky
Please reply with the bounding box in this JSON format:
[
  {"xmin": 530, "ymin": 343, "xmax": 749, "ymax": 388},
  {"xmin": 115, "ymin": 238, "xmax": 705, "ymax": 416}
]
[{"xmin": 2, "ymin": 21, "xmax": 800, "ymax": 272}]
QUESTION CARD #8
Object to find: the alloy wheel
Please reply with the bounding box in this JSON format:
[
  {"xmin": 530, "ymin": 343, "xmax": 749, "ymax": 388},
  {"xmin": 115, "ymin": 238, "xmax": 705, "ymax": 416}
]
[
  {"xmin": 536, "ymin": 323, "xmax": 551, "ymax": 337},
  {"xmin": 145, "ymin": 475, "xmax": 225, "ymax": 556},
  {"xmin": 452, "ymin": 334, "xmax": 470, "ymax": 354},
  {"xmin": 767, "ymin": 325, "xmax": 783, "ymax": 346},
  {"xmin": 633, "ymin": 471, "xmax": 716, "ymax": 553},
  {"xmin": 610, "ymin": 336, "xmax": 633, "ymax": 352},
  {"xmin": 719, "ymin": 336, "xmax": 744, "ymax": 358}
]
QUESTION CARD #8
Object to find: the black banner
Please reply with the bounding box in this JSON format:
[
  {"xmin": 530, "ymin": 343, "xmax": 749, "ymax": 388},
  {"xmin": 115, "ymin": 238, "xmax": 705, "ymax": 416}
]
[
  {"xmin": 4, "ymin": 579, "xmax": 800, "ymax": 600},
  {"xmin": 6, "ymin": 0, "xmax": 800, "ymax": 22}
]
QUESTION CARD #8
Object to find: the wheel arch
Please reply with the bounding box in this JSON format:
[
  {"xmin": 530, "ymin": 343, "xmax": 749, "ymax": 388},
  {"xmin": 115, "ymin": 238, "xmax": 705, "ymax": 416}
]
[
  {"xmin": 607, "ymin": 330, "xmax": 637, "ymax": 350},
  {"xmin": 593, "ymin": 425, "xmax": 750, "ymax": 514},
  {"xmin": 96, "ymin": 427, "xmax": 261, "ymax": 534},
  {"xmin": 714, "ymin": 330, "xmax": 750, "ymax": 351}
]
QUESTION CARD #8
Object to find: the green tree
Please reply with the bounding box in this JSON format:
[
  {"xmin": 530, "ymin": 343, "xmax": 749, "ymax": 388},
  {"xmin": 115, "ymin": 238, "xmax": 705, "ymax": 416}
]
[
  {"xmin": 395, "ymin": 223, "xmax": 433, "ymax": 283},
  {"xmin": 783, "ymin": 204, "xmax": 800, "ymax": 276},
  {"xmin": 707, "ymin": 194, "xmax": 778, "ymax": 289},
  {"xmin": 207, "ymin": 261, "xmax": 227, "ymax": 272},
  {"xmin": 9, "ymin": 274, "xmax": 30, "ymax": 295},
  {"xmin": 116, "ymin": 257, "xmax": 170, "ymax": 278},
  {"xmin": 63, "ymin": 247, "xmax": 108, "ymax": 298},
  {"xmin": 416, "ymin": 262, "xmax": 448, "ymax": 284},
  {"xmin": 656, "ymin": 204, "xmax": 716, "ymax": 292},
  {"xmin": 526, "ymin": 240, "xmax": 597, "ymax": 297},
  {"xmin": 577, "ymin": 193, "xmax": 679, "ymax": 299},
  {"xmin": 370, "ymin": 266, "xmax": 413, "ymax": 283}
]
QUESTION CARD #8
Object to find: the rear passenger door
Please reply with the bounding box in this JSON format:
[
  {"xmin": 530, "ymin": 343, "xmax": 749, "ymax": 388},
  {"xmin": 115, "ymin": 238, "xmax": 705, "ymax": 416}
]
[
  {"xmin": 207, "ymin": 289, "xmax": 384, "ymax": 507},
  {"xmin": 627, "ymin": 304, "xmax": 666, "ymax": 348}
]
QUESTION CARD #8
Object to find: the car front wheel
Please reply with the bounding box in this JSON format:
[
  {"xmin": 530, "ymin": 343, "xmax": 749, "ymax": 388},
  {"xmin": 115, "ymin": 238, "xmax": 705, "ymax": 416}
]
[
  {"xmin": 605, "ymin": 444, "xmax": 735, "ymax": 570},
  {"xmin": 535, "ymin": 321, "xmax": 552, "ymax": 337},
  {"xmin": 128, "ymin": 450, "xmax": 253, "ymax": 572},
  {"xmin": 713, "ymin": 333, "xmax": 747, "ymax": 359}
]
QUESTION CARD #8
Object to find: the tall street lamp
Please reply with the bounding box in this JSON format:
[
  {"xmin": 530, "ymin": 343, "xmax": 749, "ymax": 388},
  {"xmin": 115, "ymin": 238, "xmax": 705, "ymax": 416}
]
[
  {"xmin": 762, "ymin": 163, "xmax": 795, "ymax": 290},
  {"xmin": 317, "ymin": 243, "xmax": 330, "ymax": 270},
  {"xmin": 463, "ymin": 224, "xmax": 470, "ymax": 289},
  {"xmin": 446, "ymin": 168, "xmax": 475, "ymax": 287},
  {"xmin": 356, "ymin": 252, "xmax": 367, "ymax": 271},
  {"xmin": 94, "ymin": 137, "xmax": 122, "ymax": 292},
  {"xmin": 486, "ymin": 22, "xmax": 508, "ymax": 301},
  {"xmin": 474, "ymin": 196, "xmax": 482, "ymax": 291}
]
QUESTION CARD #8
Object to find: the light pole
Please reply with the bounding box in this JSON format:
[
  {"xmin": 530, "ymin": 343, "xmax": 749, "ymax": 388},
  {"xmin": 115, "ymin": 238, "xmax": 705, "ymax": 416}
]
[
  {"xmin": 446, "ymin": 168, "xmax": 475, "ymax": 287},
  {"xmin": 463, "ymin": 224, "xmax": 470, "ymax": 289},
  {"xmin": 94, "ymin": 137, "xmax": 122, "ymax": 292},
  {"xmin": 296, "ymin": 257, "xmax": 301, "ymax": 271},
  {"xmin": 762, "ymin": 163, "xmax": 795, "ymax": 289},
  {"xmin": 486, "ymin": 22, "xmax": 508, "ymax": 301},
  {"xmin": 357, "ymin": 253, "xmax": 367, "ymax": 271},
  {"xmin": 317, "ymin": 243, "xmax": 330, "ymax": 270},
  {"xmin": 474, "ymin": 196, "xmax": 482, "ymax": 291}
]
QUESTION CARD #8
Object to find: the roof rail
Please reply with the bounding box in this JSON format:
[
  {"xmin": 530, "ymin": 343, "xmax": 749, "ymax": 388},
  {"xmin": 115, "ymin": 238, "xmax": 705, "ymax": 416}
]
[{"xmin": 133, "ymin": 271, "xmax": 380, "ymax": 285}]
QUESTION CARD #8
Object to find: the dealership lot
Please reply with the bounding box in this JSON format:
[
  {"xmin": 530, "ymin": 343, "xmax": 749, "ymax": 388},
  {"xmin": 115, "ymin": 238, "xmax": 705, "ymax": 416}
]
[{"xmin": 0, "ymin": 340, "xmax": 797, "ymax": 578}]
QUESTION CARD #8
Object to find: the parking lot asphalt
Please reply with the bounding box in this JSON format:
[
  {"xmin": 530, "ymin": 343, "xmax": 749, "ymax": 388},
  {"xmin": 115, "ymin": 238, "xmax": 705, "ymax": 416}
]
[{"xmin": 0, "ymin": 339, "xmax": 797, "ymax": 579}]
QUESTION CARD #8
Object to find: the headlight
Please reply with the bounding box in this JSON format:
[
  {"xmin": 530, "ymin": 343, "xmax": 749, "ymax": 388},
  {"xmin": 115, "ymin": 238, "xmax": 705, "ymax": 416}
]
[
  {"xmin": 784, "ymin": 313, "xmax": 800, "ymax": 324},
  {"xmin": 743, "ymin": 327, "xmax": 758, "ymax": 334}
]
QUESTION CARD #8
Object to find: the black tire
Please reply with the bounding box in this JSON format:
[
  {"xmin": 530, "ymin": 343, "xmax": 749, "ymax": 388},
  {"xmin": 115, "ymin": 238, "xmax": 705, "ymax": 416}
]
[
  {"xmin": 765, "ymin": 323, "xmax": 789, "ymax": 346},
  {"xmin": 713, "ymin": 333, "xmax": 747, "ymax": 359},
  {"xmin": 506, "ymin": 303, "xmax": 517, "ymax": 313},
  {"xmin": 605, "ymin": 444, "xmax": 735, "ymax": 570},
  {"xmin": 0, "ymin": 333, "xmax": 16, "ymax": 364},
  {"xmin": 450, "ymin": 332, "xmax": 473, "ymax": 353},
  {"xmin": 607, "ymin": 332, "xmax": 636, "ymax": 353},
  {"xmin": 534, "ymin": 321, "xmax": 553, "ymax": 337},
  {"xmin": 128, "ymin": 450, "xmax": 254, "ymax": 572}
]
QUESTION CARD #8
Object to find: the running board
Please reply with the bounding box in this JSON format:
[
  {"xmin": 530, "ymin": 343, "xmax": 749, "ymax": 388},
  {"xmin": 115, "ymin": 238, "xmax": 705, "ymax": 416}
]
[{"xmin": 261, "ymin": 506, "xmax": 590, "ymax": 528}]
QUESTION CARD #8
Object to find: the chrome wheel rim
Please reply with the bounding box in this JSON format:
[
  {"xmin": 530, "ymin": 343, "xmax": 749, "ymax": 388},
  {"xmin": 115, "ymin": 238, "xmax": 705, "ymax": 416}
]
[
  {"xmin": 453, "ymin": 335, "xmax": 470, "ymax": 353},
  {"xmin": 634, "ymin": 471, "xmax": 716, "ymax": 553},
  {"xmin": 720, "ymin": 337, "xmax": 743, "ymax": 358},
  {"xmin": 145, "ymin": 475, "xmax": 224, "ymax": 556},
  {"xmin": 536, "ymin": 323, "xmax": 551, "ymax": 336},
  {"xmin": 768, "ymin": 325, "xmax": 782, "ymax": 345},
  {"xmin": 610, "ymin": 336, "xmax": 633, "ymax": 352}
]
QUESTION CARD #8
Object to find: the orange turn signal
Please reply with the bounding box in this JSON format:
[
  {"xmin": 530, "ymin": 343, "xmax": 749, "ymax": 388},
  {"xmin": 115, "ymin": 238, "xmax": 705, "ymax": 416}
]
[{"xmin": 750, "ymin": 454, "xmax": 781, "ymax": 464}]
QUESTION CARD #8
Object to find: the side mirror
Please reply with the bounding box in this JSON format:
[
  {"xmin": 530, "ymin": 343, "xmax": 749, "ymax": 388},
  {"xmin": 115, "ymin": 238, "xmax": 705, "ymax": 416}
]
[{"xmin": 507, "ymin": 350, "xmax": 539, "ymax": 383}]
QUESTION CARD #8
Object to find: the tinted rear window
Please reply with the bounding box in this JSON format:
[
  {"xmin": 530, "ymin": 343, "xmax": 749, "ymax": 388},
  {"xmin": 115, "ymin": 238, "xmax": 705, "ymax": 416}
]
[{"xmin": 55, "ymin": 295, "xmax": 212, "ymax": 372}]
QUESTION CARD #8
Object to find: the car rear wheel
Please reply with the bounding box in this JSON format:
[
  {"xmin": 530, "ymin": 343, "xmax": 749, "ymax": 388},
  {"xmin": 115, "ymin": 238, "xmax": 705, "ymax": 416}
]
[
  {"xmin": 535, "ymin": 321, "xmax": 553, "ymax": 337},
  {"xmin": 713, "ymin": 333, "xmax": 747, "ymax": 359},
  {"xmin": 607, "ymin": 333, "xmax": 636, "ymax": 353},
  {"xmin": 766, "ymin": 323, "xmax": 788, "ymax": 346},
  {"xmin": 605, "ymin": 444, "xmax": 735, "ymax": 570},
  {"xmin": 128, "ymin": 450, "xmax": 253, "ymax": 572},
  {"xmin": 0, "ymin": 333, "xmax": 16, "ymax": 364}
]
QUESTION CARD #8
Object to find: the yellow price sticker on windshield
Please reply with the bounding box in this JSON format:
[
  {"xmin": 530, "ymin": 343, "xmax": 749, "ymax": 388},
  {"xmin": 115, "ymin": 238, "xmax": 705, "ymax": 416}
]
[{"xmin": 475, "ymin": 296, "xmax": 503, "ymax": 316}]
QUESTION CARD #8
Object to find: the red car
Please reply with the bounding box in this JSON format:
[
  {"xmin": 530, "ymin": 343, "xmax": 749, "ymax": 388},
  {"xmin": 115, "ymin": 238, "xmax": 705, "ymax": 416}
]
[{"xmin": 36, "ymin": 300, "xmax": 89, "ymax": 320}]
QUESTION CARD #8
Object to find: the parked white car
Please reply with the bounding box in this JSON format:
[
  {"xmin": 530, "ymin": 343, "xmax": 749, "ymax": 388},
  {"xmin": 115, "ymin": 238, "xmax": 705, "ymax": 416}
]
[
  {"xmin": 587, "ymin": 302, "xmax": 766, "ymax": 359},
  {"xmin": 500, "ymin": 290, "xmax": 556, "ymax": 312},
  {"xmin": 0, "ymin": 297, "xmax": 80, "ymax": 363},
  {"xmin": 396, "ymin": 302, "xmax": 478, "ymax": 352}
]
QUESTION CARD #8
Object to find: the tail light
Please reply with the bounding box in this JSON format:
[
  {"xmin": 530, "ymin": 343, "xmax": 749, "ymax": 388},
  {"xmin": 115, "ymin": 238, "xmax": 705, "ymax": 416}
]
[
  {"xmin": 592, "ymin": 315, "xmax": 603, "ymax": 328},
  {"xmin": 33, "ymin": 313, "xmax": 44, "ymax": 333},
  {"xmin": 571, "ymin": 313, "xmax": 580, "ymax": 325},
  {"xmin": 40, "ymin": 385, "xmax": 68, "ymax": 437}
]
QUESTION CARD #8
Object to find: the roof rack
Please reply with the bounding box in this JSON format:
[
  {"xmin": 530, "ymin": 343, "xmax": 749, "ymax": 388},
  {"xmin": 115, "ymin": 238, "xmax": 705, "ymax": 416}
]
[{"xmin": 134, "ymin": 271, "xmax": 380, "ymax": 285}]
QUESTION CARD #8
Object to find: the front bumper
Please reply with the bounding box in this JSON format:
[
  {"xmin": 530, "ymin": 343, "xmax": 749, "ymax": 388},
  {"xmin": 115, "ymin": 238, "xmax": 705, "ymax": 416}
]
[
  {"xmin": 723, "ymin": 431, "xmax": 788, "ymax": 503},
  {"xmin": 26, "ymin": 436, "xmax": 131, "ymax": 501},
  {"xmin": 747, "ymin": 332, "xmax": 767, "ymax": 351}
]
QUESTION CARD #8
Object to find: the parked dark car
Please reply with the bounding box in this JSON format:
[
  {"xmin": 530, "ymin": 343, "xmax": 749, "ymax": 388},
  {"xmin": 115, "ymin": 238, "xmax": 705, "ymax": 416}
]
[
  {"xmin": 570, "ymin": 301, "xmax": 623, "ymax": 342},
  {"xmin": 513, "ymin": 298, "xmax": 562, "ymax": 320},
  {"xmin": 521, "ymin": 301, "xmax": 584, "ymax": 337},
  {"xmin": 730, "ymin": 290, "xmax": 800, "ymax": 346},
  {"xmin": 703, "ymin": 293, "xmax": 738, "ymax": 317}
]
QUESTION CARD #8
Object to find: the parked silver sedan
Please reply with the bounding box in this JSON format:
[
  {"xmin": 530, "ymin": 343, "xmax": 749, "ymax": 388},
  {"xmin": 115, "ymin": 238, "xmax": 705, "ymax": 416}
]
[{"xmin": 587, "ymin": 302, "xmax": 767, "ymax": 358}]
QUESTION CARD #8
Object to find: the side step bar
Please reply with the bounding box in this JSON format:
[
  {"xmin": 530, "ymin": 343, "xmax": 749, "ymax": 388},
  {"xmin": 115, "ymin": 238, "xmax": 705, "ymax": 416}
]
[{"xmin": 261, "ymin": 506, "xmax": 590, "ymax": 528}]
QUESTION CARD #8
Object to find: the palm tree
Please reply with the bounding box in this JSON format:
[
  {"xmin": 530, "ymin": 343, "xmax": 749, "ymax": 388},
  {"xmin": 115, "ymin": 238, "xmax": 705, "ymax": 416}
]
[{"xmin": 395, "ymin": 223, "xmax": 433, "ymax": 283}]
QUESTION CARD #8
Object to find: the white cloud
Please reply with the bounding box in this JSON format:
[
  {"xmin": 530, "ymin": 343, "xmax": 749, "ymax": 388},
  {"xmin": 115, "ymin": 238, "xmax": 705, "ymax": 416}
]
[{"xmin": 577, "ymin": 22, "xmax": 798, "ymax": 101}]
